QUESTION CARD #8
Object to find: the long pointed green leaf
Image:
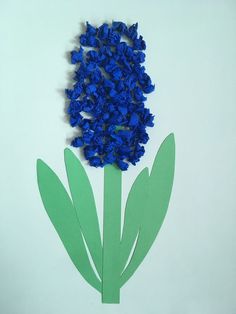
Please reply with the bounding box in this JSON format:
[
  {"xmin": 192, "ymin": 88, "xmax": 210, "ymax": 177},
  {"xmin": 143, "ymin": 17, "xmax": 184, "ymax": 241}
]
[
  {"xmin": 37, "ymin": 159, "xmax": 101, "ymax": 292},
  {"xmin": 121, "ymin": 133, "xmax": 175, "ymax": 286},
  {"xmin": 120, "ymin": 168, "xmax": 149, "ymax": 274},
  {"xmin": 64, "ymin": 149, "xmax": 102, "ymax": 278}
]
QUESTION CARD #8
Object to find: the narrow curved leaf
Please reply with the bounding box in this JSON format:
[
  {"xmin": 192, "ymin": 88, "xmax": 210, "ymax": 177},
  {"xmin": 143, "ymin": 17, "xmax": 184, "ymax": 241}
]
[
  {"xmin": 64, "ymin": 149, "xmax": 102, "ymax": 278},
  {"xmin": 37, "ymin": 159, "xmax": 101, "ymax": 292},
  {"xmin": 121, "ymin": 133, "xmax": 175, "ymax": 286},
  {"xmin": 120, "ymin": 168, "xmax": 149, "ymax": 274}
]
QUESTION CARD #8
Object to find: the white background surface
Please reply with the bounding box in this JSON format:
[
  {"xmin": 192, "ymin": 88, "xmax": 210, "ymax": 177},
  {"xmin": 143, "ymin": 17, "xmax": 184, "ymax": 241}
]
[{"xmin": 0, "ymin": 0, "xmax": 236, "ymax": 313}]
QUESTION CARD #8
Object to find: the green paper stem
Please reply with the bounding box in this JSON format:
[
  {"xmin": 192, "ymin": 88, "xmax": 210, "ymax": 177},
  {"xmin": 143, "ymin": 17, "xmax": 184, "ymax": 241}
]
[{"xmin": 102, "ymin": 165, "xmax": 122, "ymax": 303}]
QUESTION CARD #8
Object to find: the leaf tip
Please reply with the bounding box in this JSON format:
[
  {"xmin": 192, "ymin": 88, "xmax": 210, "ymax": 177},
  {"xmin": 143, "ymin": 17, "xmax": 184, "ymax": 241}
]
[
  {"xmin": 167, "ymin": 133, "xmax": 175, "ymax": 145},
  {"xmin": 36, "ymin": 158, "xmax": 45, "ymax": 171},
  {"xmin": 64, "ymin": 147, "xmax": 72, "ymax": 158},
  {"xmin": 142, "ymin": 166, "xmax": 149, "ymax": 177},
  {"xmin": 161, "ymin": 133, "xmax": 175, "ymax": 155}
]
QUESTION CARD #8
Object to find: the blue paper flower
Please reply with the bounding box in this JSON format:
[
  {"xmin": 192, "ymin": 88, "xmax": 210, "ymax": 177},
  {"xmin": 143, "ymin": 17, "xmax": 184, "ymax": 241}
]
[{"xmin": 65, "ymin": 21, "xmax": 155, "ymax": 170}]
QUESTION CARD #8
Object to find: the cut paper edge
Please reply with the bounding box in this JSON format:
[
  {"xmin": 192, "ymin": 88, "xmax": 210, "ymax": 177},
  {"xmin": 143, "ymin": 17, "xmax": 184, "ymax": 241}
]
[
  {"xmin": 102, "ymin": 165, "xmax": 122, "ymax": 303},
  {"xmin": 120, "ymin": 133, "xmax": 175, "ymax": 286},
  {"xmin": 36, "ymin": 159, "xmax": 101, "ymax": 292},
  {"xmin": 121, "ymin": 231, "xmax": 139, "ymax": 275},
  {"xmin": 64, "ymin": 148, "xmax": 103, "ymax": 279},
  {"xmin": 120, "ymin": 167, "xmax": 149, "ymax": 273}
]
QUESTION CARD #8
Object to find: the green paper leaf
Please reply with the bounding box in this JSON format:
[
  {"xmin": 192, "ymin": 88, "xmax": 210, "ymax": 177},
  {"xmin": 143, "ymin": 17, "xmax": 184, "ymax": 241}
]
[
  {"xmin": 120, "ymin": 167, "xmax": 149, "ymax": 274},
  {"xmin": 64, "ymin": 149, "xmax": 102, "ymax": 278},
  {"xmin": 37, "ymin": 159, "xmax": 101, "ymax": 292},
  {"xmin": 121, "ymin": 133, "xmax": 175, "ymax": 286}
]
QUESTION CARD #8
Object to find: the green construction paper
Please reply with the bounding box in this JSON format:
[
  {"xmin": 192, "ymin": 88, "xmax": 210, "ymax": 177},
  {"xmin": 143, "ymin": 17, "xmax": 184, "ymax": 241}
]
[
  {"xmin": 64, "ymin": 149, "xmax": 102, "ymax": 278},
  {"xmin": 36, "ymin": 159, "xmax": 101, "ymax": 292},
  {"xmin": 120, "ymin": 133, "xmax": 175, "ymax": 286},
  {"xmin": 102, "ymin": 165, "xmax": 122, "ymax": 303},
  {"xmin": 120, "ymin": 167, "xmax": 149, "ymax": 274},
  {"xmin": 36, "ymin": 133, "xmax": 175, "ymax": 303}
]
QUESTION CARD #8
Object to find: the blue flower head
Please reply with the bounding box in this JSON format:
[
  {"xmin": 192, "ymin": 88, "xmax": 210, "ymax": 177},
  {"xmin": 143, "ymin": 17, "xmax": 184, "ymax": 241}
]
[{"xmin": 66, "ymin": 21, "xmax": 155, "ymax": 170}]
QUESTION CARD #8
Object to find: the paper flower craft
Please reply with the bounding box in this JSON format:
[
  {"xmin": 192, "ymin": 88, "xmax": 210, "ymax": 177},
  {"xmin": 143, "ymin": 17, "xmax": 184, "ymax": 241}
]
[{"xmin": 37, "ymin": 21, "xmax": 175, "ymax": 304}]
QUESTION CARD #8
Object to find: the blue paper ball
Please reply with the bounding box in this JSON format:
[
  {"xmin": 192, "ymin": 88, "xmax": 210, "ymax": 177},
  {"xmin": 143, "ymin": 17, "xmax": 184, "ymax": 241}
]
[{"xmin": 66, "ymin": 22, "xmax": 155, "ymax": 170}]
